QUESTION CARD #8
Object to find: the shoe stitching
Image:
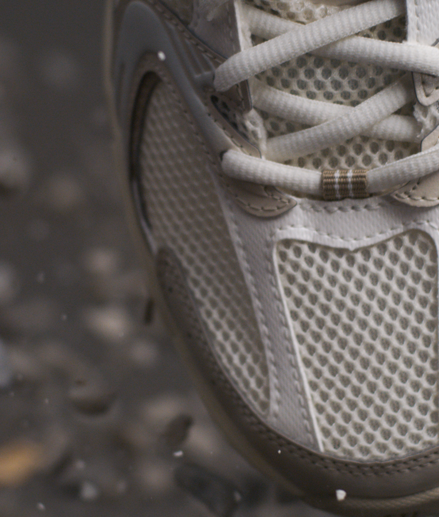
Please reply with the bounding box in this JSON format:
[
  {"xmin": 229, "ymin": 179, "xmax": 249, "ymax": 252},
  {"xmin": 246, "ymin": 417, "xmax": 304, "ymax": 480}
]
[
  {"xmin": 224, "ymin": 193, "xmax": 277, "ymax": 419},
  {"xmin": 266, "ymin": 228, "xmax": 316, "ymax": 443},
  {"xmin": 275, "ymin": 218, "xmax": 439, "ymax": 244}
]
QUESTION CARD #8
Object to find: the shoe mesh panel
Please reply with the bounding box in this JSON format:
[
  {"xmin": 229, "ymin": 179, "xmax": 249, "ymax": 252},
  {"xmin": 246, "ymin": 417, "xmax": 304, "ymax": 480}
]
[
  {"xmin": 138, "ymin": 80, "xmax": 270, "ymax": 414},
  {"xmin": 245, "ymin": 0, "xmax": 420, "ymax": 171},
  {"xmin": 276, "ymin": 231, "xmax": 439, "ymax": 460}
]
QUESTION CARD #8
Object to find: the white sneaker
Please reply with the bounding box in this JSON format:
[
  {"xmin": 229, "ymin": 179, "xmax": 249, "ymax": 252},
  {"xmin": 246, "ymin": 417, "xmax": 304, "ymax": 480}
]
[{"xmin": 105, "ymin": 0, "xmax": 439, "ymax": 514}]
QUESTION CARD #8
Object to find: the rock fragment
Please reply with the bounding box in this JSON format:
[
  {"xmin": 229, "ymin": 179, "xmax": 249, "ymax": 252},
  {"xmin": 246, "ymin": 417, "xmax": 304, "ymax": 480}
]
[{"xmin": 174, "ymin": 463, "xmax": 242, "ymax": 517}]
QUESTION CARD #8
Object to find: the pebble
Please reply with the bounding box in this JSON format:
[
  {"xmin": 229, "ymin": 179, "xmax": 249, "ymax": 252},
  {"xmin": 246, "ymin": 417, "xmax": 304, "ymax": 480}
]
[
  {"xmin": 83, "ymin": 305, "xmax": 134, "ymax": 343},
  {"xmin": 83, "ymin": 248, "xmax": 120, "ymax": 277},
  {"xmin": 39, "ymin": 427, "xmax": 70, "ymax": 474},
  {"xmin": 174, "ymin": 463, "xmax": 242, "ymax": 517},
  {"xmin": 39, "ymin": 173, "xmax": 84, "ymax": 213},
  {"xmin": 68, "ymin": 378, "xmax": 116, "ymax": 415},
  {"xmin": 141, "ymin": 394, "xmax": 190, "ymax": 433},
  {"xmin": 128, "ymin": 338, "xmax": 159, "ymax": 368},
  {"xmin": 0, "ymin": 147, "xmax": 31, "ymax": 194},
  {"xmin": 0, "ymin": 440, "xmax": 44, "ymax": 487},
  {"xmin": 161, "ymin": 414, "xmax": 193, "ymax": 451},
  {"xmin": 8, "ymin": 347, "xmax": 45, "ymax": 383},
  {"xmin": 137, "ymin": 459, "xmax": 173, "ymax": 496},
  {"xmin": 184, "ymin": 421, "xmax": 222, "ymax": 460}
]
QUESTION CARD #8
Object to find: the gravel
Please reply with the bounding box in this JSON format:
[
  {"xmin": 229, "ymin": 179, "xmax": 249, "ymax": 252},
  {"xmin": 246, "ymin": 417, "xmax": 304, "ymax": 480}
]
[{"xmin": 0, "ymin": 2, "xmax": 335, "ymax": 517}]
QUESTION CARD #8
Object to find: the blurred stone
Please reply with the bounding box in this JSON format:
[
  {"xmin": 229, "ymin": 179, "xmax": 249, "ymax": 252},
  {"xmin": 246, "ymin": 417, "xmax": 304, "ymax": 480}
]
[
  {"xmin": 0, "ymin": 147, "xmax": 31, "ymax": 195},
  {"xmin": 8, "ymin": 348, "xmax": 45, "ymax": 383},
  {"xmin": 84, "ymin": 248, "xmax": 146, "ymax": 302},
  {"xmin": 0, "ymin": 440, "xmax": 44, "ymax": 487},
  {"xmin": 0, "ymin": 341, "xmax": 13, "ymax": 388},
  {"xmin": 174, "ymin": 463, "xmax": 242, "ymax": 517},
  {"xmin": 141, "ymin": 394, "xmax": 190, "ymax": 434},
  {"xmin": 108, "ymin": 270, "xmax": 147, "ymax": 301},
  {"xmin": 80, "ymin": 481, "xmax": 100, "ymax": 502},
  {"xmin": 161, "ymin": 414, "xmax": 193, "ymax": 451},
  {"xmin": 116, "ymin": 420, "xmax": 154, "ymax": 453},
  {"xmin": 184, "ymin": 422, "xmax": 222, "ymax": 461},
  {"xmin": 83, "ymin": 248, "xmax": 120, "ymax": 277},
  {"xmin": 39, "ymin": 173, "xmax": 84, "ymax": 213},
  {"xmin": 128, "ymin": 338, "xmax": 158, "ymax": 369},
  {"xmin": 40, "ymin": 427, "xmax": 70, "ymax": 474},
  {"xmin": 59, "ymin": 458, "xmax": 126, "ymax": 499},
  {"xmin": 0, "ymin": 263, "xmax": 19, "ymax": 305},
  {"xmin": 83, "ymin": 305, "xmax": 134, "ymax": 343},
  {"xmin": 37, "ymin": 341, "xmax": 89, "ymax": 379},
  {"xmin": 137, "ymin": 458, "xmax": 173, "ymax": 496},
  {"xmin": 39, "ymin": 49, "xmax": 81, "ymax": 91},
  {"xmin": 68, "ymin": 378, "xmax": 116, "ymax": 415}
]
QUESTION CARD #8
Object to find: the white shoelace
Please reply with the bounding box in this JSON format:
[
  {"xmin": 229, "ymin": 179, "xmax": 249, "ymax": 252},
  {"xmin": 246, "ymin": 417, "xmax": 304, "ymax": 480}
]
[{"xmin": 209, "ymin": 0, "xmax": 439, "ymax": 198}]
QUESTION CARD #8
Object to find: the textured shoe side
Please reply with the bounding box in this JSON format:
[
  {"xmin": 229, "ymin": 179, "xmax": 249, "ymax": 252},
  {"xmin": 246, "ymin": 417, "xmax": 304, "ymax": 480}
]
[{"xmin": 106, "ymin": 1, "xmax": 439, "ymax": 515}]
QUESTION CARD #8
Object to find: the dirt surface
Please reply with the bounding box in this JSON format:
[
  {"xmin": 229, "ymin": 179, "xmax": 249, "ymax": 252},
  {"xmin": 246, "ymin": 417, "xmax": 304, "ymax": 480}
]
[{"xmin": 0, "ymin": 2, "xmax": 334, "ymax": 516}]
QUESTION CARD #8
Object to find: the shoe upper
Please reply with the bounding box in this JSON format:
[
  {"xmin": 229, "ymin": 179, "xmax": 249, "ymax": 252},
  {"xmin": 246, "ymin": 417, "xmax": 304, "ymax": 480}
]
[{"xmin": 107, "ymin": 0, "xmax": 439, "ymax": 514}]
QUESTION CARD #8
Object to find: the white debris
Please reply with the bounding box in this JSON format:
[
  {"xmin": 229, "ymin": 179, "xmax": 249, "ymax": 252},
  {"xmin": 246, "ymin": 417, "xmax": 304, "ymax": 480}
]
[
  {"xmin": 158, "ymin": 51, "xmax": 166, "ymax": 61},
  {"xmin": 173, "ymin": 450, "xmax": 183, "ymax": 458},
  {"xmin": 336, "ymin": 489, "xmax": 347, "ymax": 502}
]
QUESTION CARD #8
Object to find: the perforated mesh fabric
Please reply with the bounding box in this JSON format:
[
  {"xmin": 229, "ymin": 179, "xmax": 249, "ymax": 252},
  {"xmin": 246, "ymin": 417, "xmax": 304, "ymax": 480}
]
[
  {"xmin": 138, "ymin": 79, "xmax": 270, "ymax": 414},
  {"xmin": 245, "ymin": 0, "xmax": 420, "ymax": 171},
  {"xmin": 246, "ymin": 0, "xmax": 342, "ymax": 21},
  {"xmin": 276, "ymin": 231, "xmax": 439, "ymax": 460},
  {"xmin": 162, "ymin": 0, "xmax": 193, "ymax": 24}
]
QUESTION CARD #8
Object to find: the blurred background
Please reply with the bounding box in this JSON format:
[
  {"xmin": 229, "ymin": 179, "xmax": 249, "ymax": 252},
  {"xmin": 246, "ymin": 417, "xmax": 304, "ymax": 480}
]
[{"xmin": 0, "ymin": 2, "xmax": 330, "ymax": 516}]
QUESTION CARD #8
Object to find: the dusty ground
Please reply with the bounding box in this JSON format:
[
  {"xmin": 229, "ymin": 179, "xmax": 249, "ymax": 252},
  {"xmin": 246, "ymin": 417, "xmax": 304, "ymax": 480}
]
[{"xmin": 0, "ymin": 2, "xmax": 334, "ymax": 516}]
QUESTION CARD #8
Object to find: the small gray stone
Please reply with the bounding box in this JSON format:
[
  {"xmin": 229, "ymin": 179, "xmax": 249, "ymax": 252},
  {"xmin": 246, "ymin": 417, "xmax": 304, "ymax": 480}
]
[{"xmin": 174, "ymin": 463, "xmax": 242, "ymax": 517}]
